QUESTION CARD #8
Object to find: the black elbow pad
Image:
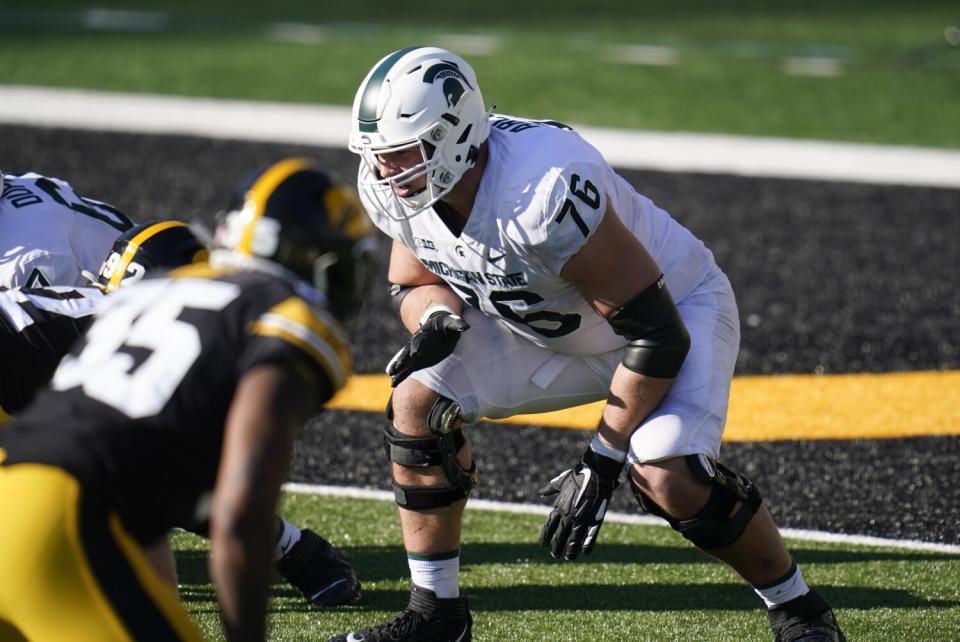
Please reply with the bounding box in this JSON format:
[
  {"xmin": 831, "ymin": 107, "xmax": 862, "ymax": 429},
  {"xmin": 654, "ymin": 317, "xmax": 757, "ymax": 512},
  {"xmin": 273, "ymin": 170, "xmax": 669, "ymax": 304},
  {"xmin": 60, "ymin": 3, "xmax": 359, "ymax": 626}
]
[
  {"xmin": 389, "ymin": 283, "xmax": 415, "ymax": 313},
  {"xmin": 607, "ymin": 276, "xmax": 691, "ymax": 378}
]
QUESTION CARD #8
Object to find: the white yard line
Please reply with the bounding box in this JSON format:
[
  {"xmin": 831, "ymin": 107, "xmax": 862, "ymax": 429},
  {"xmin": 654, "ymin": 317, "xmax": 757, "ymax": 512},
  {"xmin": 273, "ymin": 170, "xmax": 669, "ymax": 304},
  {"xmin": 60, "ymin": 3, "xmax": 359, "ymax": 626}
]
[
  {"xmin": 3, "ymin": 85, "xmax": 960, "ymax": 188},
  {"xmin": 283, "ymin": 482, "xmax": 960, "ymax": 555}
]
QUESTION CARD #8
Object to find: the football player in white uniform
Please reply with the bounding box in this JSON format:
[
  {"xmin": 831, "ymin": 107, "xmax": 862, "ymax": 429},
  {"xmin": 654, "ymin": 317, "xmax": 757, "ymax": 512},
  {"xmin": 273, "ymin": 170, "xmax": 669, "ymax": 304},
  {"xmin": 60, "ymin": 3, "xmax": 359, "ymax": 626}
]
[
  {"xmin": 0, "ymin": 171, "xmax": 134, "ymax": 289},
  {"xmin": 331, "ymin": 47, "xmax": 845, "ymax": 642}
]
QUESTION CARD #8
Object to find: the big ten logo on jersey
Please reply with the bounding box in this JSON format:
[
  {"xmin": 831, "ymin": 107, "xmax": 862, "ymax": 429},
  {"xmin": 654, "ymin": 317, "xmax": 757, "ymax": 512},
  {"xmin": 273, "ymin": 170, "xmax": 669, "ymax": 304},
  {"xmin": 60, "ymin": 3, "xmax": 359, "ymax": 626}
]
[
  {"xmin": 98, "ymin": 251, "xmax": 146, "ymax": 286},
  {"xmin": 0, "ymin": 181, "xmax": 43, "ymax": 208},
  {"xmin": 414, "ymin": 237, "xmax": 437, "ymax": 251}
]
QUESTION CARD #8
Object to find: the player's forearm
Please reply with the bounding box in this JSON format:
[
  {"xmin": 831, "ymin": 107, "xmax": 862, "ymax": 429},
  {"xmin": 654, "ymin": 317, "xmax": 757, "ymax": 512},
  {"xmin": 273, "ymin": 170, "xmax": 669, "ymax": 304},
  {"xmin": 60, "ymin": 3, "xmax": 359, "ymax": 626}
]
[
  {"xmin": 210, "ymin": 498, "xmax": 276, "ymax": 642},
  {"xmin": 596, "ymin": 364, "xmax": 676, "ymax": 452},
  {"xmin": 212, "ymin": 366, "xmax": 301, "ymax": 642},
  {"xmin": 397, "ymin": 284, "xmax": 464, "ymax": 333}
]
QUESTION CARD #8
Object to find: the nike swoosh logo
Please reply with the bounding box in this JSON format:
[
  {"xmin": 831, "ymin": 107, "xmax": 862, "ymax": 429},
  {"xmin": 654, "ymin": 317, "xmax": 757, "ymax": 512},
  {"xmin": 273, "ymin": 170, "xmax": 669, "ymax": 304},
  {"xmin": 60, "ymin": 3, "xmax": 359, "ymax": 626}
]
[
  {"xmin": 309, "ymin": 577, "xmax": 348, "ymax": 601},
  {"xmin": 574, "ymin": 468, "xmax": 592, "ymax": 506},
  {"xmin": 488, "ymin": 251, "xmax": 505, "ymax": 264},
  {"xmin": 453, "ymin": 623, "xmax": 471, "ymax": 642},
  {"xmin": 346, "ymin": 634, "xmax": 365, "ymax": 642}
]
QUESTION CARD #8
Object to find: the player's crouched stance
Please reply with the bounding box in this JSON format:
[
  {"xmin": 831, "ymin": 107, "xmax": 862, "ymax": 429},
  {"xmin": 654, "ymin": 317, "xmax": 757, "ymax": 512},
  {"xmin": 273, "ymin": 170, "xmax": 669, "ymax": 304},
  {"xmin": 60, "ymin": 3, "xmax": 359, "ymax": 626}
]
[
  {"xmin": 0, "ymin": 166, "xmax": 373, "ymax": 641},
  {"xmin": 330, "ymin": 46, "xmax": 845, "ymax": 642}
]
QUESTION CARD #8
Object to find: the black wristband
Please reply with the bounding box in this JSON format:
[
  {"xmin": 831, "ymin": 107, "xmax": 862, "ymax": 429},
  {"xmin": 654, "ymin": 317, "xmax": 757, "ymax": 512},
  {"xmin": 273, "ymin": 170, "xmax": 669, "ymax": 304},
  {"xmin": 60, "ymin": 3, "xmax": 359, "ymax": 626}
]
[
  {"xmin": 425, "ymin": 310, "xmax": 452, "ymax": 322},
  {"xmin": 582, "ymin": 447, "xmax": 625, "ymax": 481}
]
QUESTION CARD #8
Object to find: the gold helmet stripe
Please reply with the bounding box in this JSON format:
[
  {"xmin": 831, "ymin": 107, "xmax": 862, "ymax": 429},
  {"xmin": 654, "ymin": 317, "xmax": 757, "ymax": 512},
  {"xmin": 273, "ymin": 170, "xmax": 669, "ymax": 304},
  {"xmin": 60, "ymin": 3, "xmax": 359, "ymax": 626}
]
[
  {"xmin": 237, "ymin": 157, "xmax": 313, "ymax": 256},
  {"xmin": 107, "ymin": 220, "xmax": 189, "ymax": 292}
]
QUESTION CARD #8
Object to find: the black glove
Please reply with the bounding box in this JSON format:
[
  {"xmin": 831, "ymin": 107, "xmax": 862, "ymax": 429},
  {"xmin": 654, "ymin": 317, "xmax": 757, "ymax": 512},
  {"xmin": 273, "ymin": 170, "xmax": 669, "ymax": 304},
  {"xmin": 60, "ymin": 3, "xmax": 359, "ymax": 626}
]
[
  {"xmin": 539, "ymin": 447, "xmax": 623, "ymax": 560},
  {"xmin": 386, "ymin": 310, "xmax": 469, "ymax": 387}
]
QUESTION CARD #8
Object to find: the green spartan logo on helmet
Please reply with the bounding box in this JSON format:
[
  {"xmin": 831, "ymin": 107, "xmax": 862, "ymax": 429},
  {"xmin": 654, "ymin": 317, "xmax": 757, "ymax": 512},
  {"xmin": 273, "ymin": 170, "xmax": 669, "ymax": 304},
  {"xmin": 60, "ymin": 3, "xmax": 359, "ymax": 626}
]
[{"xmin": 422, "ymin": 62, "xmax": 473, "ymax": 108}]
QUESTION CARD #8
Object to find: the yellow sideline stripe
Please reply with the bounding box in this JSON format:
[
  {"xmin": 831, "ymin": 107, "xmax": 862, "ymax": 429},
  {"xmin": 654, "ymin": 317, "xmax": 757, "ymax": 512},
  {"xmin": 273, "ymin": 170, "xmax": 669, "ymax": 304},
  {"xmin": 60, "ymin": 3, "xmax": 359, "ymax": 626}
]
[{"xmin": 327, "ymin": 370, "xmax": 960, "ymax": 441}]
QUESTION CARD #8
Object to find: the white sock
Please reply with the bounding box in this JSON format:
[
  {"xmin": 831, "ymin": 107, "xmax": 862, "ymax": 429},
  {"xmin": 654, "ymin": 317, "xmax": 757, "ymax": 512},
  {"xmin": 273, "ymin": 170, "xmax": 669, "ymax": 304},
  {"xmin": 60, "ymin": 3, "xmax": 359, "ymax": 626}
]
[
  {"xmin": 408, "ymin": 552, "xmax": 460, "ymax": 598},
  {"xmin": 273, "ymin": 518, "xmax": 302, "ymax": 561},
  {"xmin": 754, "ymin": 561, "xmax": 810, "ymax": 608}
]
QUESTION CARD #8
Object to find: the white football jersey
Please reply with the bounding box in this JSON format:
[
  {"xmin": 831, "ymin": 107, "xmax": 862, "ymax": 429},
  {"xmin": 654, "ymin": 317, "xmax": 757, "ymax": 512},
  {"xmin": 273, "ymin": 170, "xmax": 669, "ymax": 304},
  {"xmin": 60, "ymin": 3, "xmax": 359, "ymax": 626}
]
[
  {"xmin": 360, "ymin": 115, "xmax": 719, "ymax": 355},
  {"xmin": 0, "ymin": 173, "xmax": 133, "ymax": 289},
  {"xmin": 0, "ymin": 285, "xmax": 104, "ymax": 333}
]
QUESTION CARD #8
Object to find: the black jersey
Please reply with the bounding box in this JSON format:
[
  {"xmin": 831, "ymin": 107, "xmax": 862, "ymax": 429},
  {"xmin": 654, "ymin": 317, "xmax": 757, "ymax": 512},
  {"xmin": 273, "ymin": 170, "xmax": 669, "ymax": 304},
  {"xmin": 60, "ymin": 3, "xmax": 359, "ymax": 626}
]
[
  {"xmin": 0, "ymin": 264, "xmax": 351, "ymax": 544},
  {"xmin": 0, "ymin": 285, "xmax": 102, "ymax": 415}
]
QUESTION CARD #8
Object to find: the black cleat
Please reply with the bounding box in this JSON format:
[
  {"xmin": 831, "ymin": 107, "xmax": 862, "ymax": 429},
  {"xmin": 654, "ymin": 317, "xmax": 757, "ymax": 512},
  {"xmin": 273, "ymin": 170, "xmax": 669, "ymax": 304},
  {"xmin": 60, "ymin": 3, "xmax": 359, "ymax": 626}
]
[
  {"xmin": 768, "ymin": 590, "xmax": 846, "ymax": 642},
  {"xmin": 327, "ymin": 584, "xmax": 471, "ymax": 642},
  {"xmin": 277, "ymin": 529, "xmax": 361, "ymax": 607}
]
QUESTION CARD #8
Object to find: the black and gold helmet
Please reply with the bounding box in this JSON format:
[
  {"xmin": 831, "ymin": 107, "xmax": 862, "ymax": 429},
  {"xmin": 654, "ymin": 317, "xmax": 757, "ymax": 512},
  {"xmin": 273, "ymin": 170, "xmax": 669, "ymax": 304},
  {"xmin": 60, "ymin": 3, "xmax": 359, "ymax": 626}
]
[
  {"xmin": 97, "ymin": 220, "xmax": 209, "ymax": 293},
  {"xmin": 215, "ymin": 158, "xmax": 378, "ymax": 320}
]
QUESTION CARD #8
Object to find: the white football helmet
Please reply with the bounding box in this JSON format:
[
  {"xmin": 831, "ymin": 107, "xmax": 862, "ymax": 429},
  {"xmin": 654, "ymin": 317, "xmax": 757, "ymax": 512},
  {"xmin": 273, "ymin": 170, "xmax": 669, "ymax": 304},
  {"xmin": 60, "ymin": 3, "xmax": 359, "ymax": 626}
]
[{"xmin": 348, "ymin": 46, "xmax": 491, "ymax": 218}]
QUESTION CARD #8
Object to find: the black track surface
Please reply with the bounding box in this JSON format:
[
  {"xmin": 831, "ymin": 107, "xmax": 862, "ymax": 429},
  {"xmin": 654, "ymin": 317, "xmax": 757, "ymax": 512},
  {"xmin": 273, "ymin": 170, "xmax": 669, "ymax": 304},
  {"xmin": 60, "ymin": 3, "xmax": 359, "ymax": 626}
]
[{"xmin": 3, "ymin": 124, "xmax": 958, "ymax": 545}]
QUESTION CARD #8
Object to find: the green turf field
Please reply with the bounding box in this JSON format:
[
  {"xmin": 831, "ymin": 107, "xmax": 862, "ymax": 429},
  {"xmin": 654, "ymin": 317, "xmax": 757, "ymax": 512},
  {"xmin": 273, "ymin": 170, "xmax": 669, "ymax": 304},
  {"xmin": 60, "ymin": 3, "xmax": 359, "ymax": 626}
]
[
  {"xmin": 171, "ymin": 492, "xmax": 960, "ymax": 641},
  {"xmin": 5, "ymin": 4, "xmax": 959, "ymax": 640},
  {"xmin": 1, "ymin": 1, "xmax": 958, "ymax": 147}
]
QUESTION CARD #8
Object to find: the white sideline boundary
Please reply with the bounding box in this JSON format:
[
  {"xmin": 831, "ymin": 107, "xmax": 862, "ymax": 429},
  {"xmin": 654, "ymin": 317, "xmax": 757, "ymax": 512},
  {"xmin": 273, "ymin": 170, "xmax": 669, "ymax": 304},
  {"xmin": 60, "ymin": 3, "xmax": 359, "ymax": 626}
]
[
  {"xmin": 284, "ymin": 482, "xmax": 960, "ymax": 555},
  {"xmin": 3, "ymin": 85, "xmax": 960, "ymax": 189}
]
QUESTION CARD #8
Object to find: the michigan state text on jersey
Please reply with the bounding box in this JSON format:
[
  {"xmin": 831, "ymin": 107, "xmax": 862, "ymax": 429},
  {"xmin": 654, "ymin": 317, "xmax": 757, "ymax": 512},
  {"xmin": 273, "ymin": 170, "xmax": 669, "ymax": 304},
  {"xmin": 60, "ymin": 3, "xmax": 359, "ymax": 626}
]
[{"xmin": 0, "ymin": 172, "xmax": 133, "ymax": 288}]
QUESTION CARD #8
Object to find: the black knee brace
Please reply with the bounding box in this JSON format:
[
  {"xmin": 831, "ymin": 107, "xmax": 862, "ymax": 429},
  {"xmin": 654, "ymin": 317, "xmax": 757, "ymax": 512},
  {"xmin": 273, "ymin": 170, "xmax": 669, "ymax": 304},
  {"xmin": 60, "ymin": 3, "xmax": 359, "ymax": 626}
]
[
  {"xmin": 631, "ymin": 454, "xmax": 763, "ymax": 549},
  {"xmin": 384, "ymin": 394, "xmax": 479, "ymax": 510}
]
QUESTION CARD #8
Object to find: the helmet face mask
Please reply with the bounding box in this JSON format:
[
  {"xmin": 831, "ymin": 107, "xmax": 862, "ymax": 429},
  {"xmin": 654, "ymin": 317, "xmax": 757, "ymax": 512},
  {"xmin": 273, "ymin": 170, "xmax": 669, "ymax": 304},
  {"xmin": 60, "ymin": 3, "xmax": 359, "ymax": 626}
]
[{"xmin": 349, "ymin": 46, "xmax": 491, "ymax": 219}]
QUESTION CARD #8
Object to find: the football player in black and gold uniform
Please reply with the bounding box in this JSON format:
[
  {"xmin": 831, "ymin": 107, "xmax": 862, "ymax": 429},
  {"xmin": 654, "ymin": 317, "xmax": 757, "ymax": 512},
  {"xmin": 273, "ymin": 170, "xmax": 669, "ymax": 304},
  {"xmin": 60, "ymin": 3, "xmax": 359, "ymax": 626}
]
[
  {"xmin": 215, "ymin": 158, "xmax": 378, "ymax": 608},
  {"xmin": 1, "ymin": 167, "xmax": 372, "ymax": 607},
  {"xmin": 0, "ymin": 161, "xmax": 377, "ymax": 641},
  {"xmin": 0, "ymin": 220, "xmax": 212, "ymax": 597}
]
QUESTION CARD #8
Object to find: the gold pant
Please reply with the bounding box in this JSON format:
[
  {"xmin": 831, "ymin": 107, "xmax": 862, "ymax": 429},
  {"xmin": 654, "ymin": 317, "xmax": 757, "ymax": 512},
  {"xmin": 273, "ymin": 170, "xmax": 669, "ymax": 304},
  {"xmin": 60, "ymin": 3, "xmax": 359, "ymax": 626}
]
[{"xmin": 0, "ymin": 459, "xmax": 203, "ymax": 641}]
